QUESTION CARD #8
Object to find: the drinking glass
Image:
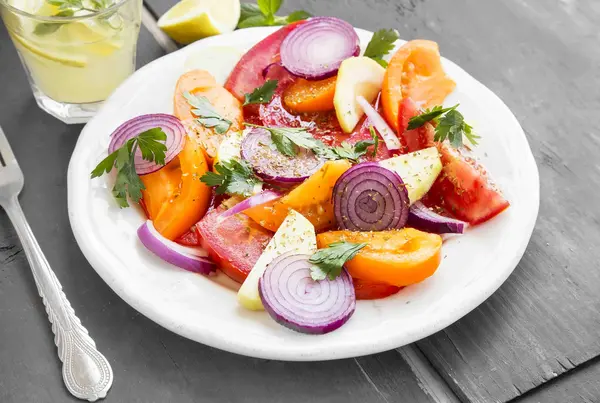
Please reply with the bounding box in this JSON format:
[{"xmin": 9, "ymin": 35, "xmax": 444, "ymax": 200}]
[{"xmin": 1, "ymin": 0, "xmax": 142, "ymax": 123}]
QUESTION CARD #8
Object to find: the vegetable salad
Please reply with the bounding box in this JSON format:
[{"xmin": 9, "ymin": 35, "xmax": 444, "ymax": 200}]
[{"xmin": 92, "ymin": 17, "xmax": 509, "ymax": 335}]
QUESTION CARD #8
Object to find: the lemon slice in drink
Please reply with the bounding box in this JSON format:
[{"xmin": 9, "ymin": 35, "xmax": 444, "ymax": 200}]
[
  {"xmin": 11, "ymin": 33, "xmax": 88, "ymax": 67},
  {"xmin": 158, "ymin": 0, "xmax": 241, "ymax": 44}
]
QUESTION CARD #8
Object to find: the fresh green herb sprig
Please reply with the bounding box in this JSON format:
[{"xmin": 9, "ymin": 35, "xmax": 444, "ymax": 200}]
[
  {"xmin": 331, "ymin": 126, "xmax": 379, "ymax": 162},
  {"xmin": 408, "ymin": 104, "xmax": 480, "ymax": 148},
  {"xmin": 243, "ymin": 80, "xmax": 278, "ymax": 106},
  {"xmin": 34, "ymin": 0, "xmax": 116, "ymax": 35},
  {"xmin": 364, "ymin": 28, "xmax": 400, "ymax": 68},
  {"xmin": 200, "ymin": 158, "xmax": 262, "ymax": 197},
  {"xmin": 309, "ymin": 241, "xmax": 367, "ymax": 281},
  {"xmin": 238, "ymin": 0, "xmax": 311, "ymax": 29},
  {"xmin": 90, "ymin": 128, "xmax": 167, "ymax": 208},
  {"xmin": 184, "ymin": 92, "xmax": 232, "ymax": 134},
  {"xmin": 245, "ymin": 123, "xmax": 331, "ymax": 158}
]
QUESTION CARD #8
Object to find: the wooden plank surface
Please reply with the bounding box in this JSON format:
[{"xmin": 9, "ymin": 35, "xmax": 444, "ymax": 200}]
[
  {"xmin": 140, "ymin": 0, "xmax": 600, "ymax": 402},
  {"xmin": 0, "ymin": 11, "xmax": 443, "ymax": 403},
  {"xmin": 515, "ymin": 358, "xmax": 600, "ymax": 403}
]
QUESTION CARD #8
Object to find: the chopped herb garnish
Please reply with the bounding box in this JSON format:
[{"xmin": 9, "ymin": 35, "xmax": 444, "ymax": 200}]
[
  {"xmin": 243, "ymin": 80, "xmax": 278, "ymax": 106},
  {"xmin": 408, "ymin": 104, "xmax": 480, "ymax": 148},
  {"xmin": 245, "ymin": 123, "xmax": 331, "ymax": 158},
  {"xmin": 363, "ymin": 28, "xmax": 400, "ymax": 68},
  {"xmin": 200, "ymin": 158, "xmax": 262, "ymax": 197},
  {"xmin": 91, "ymin": 128, "xmax": 167, "ymax": 208},
  {"xmin": 309, "ymin": 241, "xmax": 368, "ymax": 281},
  {"xmin": 184, "ymin": 91, "xmax": 232, "ymax": 134}
]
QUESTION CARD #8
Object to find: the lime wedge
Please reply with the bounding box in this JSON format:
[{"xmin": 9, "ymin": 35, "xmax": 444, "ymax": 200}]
[{"xmin": 158, "ymin": 0, "xmax": 241, "ymax": 44}]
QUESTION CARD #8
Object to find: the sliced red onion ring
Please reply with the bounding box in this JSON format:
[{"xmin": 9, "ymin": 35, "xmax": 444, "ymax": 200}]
[
  {"xmin": 280, "ymin": 17, "xmax": 360, "ymax": 80},
  {"xmin": 241, "ymin": 127, "xmax": 324, "ymax": 186},
  {"xmin": 138, "ymin": 220, "xmax": 216, "ymax": 275},
  {"xmin": 108, "ymin": 114, "xmax": 185, "ymax": 175},
  {"xmin": 356, "ymin": 96, "xmax": 401, "ymax": 151},
  {"xmin": 408, "ymin": 202, "xmax": 467, "ymax": 234},
  {"xmin": 218, "ymin": 190, "xmax": 282, "ymax": 222},
  {"xmin": 259, "ymin": 252, "xmax": 355, "ymax": 334},
  {"xmin": 333, "ymin": 162, "xmax": 409, "ymax": 231}
]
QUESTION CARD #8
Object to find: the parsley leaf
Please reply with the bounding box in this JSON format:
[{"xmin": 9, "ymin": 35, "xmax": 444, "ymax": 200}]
[
  {"xmin": 90, "ymin": 128, "xmax": 167, "ymax": 208},
  {"xmin": 200, "ymin": 158, "xmax": 262, "ymax": 197},
  {"xmin": 369, "ymin": 126, "xmax": 380, "ymax": 157},
  {"xmin": 309, "ymin": 241, "xmax": 367, "ymax": 281},
  {"xmin": 243, "ymin": 80, "xmax": 278, "ymax": 106},
  {"xmin": 364, "ymin": 28, "xmax": 400, "ymax": 68},
  {"xmin": 329, "ymin": 126, "xmax": 380, "ymax": 162},
  {"xmin": 184, "ymin": 92, "xmax": 232, "ymax": 134},
  {"xmin": 407, "ymin": 104, "xmax": 458, "ymax": 130},
  {"xmin": 409, "ymin": 104, "xmax": 480, "ymax": 148},
  {"xmin": 245, "ymin": 123, "xmax": 330, "ymax": 157},
  {"xmin": 237, "ymin": 1, "xmax": 311, "ymax": 28},
  {"xmin": 435, "ymin": 109, "xmax": 480, "ymax": 148}
]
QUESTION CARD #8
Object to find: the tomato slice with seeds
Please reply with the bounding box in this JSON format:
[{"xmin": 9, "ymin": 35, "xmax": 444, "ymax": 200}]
[
  {"xmin": 197, "ymin": 207, "xmax": 273, "ymax": 283},
  {"xmin": 353, "ymin": 278, "xmax": 402, "ymax": 300}
]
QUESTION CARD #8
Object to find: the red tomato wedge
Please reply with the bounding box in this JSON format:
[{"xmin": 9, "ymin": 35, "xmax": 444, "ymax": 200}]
[
  {"xmin": 197, "ymin": 207, "xmax": 273, "ymax": 283},
  {"xmin": 399, "ymin": 97, "xmax": 509, "ymax": 224},
  {"xmin": 397, "ymin": 97, "xmax": 436, "ymax": 153},
  {"xmin": 175, "ymin": 225, "xmax": 201, "ymax": 247},
  {"xmin": 224, "ymin": 22, "xmax": 305, "ymax": 101},
  {"xmin": 427, "ymin": 144, "xmax": 510, "ymax": 224},
  {"xmin": 353, "ymin": 278, "xmax": 402, "ymax": 300}
]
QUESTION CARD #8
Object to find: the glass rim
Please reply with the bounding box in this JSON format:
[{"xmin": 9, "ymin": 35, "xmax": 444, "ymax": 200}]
[{"xmin": 0, "ymin": 0, "xmax": 133, "ymax": 22}]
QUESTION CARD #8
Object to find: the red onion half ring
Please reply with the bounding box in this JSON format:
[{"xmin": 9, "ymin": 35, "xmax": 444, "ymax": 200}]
[
  {"xmin": 408, "ymin": 201, "xmax": 467, "ymax": 234},
  {"xmin": 108, "ymin": 114, "xmax": 185, "ymax": 175},
  {"xmin": 241, "ymin": 127, "xmax": 324, "ymax": 186},
  {"xmin": 333, "ymin": 162, "xmax": 410, "ymax": 231},
  {"xmin": 259, "ymin": 252, "xmax": 356, "ymax": 334},
  {"xmin": 280, "ymin": 17, "xmax": 360, "ymax": 80}
]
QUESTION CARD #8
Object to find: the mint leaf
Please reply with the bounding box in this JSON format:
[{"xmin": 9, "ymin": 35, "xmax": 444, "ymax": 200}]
[
  {"xmin": 238, "ymin": 1, "xmax": 310, "ymax": 28},
  {"xmin": 286, "ymin": 10, "xmax": 311, "ymax": 23},
  {"xmin": 309, "ymin": 241, "xmax": 367, "ymax": 280},
  {"xmin": 243, "ymin": 80, "xmax": 278, "ymax": 106},
  {"xmin": 257, "ymin": 0, "xmax": 281, "ymax": 16}
]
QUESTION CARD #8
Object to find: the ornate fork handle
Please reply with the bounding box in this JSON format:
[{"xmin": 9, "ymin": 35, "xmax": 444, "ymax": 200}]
[{"xmin": 4, "ymin": 197, "xmax": 113, "ymax": 401}]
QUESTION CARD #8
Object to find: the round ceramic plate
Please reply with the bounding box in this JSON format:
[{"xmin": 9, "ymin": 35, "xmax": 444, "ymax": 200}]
[{"xmin": 68, "ymin": 27, "xmax": 539, "ymax": 361}]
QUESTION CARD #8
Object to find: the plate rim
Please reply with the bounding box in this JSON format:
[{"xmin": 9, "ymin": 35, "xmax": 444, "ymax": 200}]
[{"xmin": 67, "ymin": 26, "xmax": 540, "ymax": 361}]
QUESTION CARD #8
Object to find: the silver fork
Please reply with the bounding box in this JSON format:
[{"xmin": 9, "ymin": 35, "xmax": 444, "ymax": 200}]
[{"xmin": 0, "ymin": 126, "xmax": 113, "ymax": 401}]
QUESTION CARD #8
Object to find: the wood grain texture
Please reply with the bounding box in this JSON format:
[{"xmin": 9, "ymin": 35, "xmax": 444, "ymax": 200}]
[
  {"xmin": 0, "ymin": 12, "xmax": 442, "ymax": 403},
  {"xmin": 514, "ymin": 357, "xmax": 600, "ymax": 403},
  {"xmin": 141, "ymin": 0, "xmax": 600, "ymax": 402}
]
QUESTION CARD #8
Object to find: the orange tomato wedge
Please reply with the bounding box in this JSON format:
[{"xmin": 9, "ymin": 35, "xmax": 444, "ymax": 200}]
[
  {"xmin": 141, "ymin": 137, "xmax": 212, "ymax": 240},
  {"xmin": 316, "ymin": 229, "xmax": 442, "ymax": 287},
  {"xmin": 283, "ymin": 76, "xmax": 337, "ymax": 113},
  {"xmin": 381, "ymin": 40, "xmax": 456, "ymax": 132},
  {"xmin": 173, "ymin": 69, "xmax": 243, "ymax": 160},
  {"xmin": 245, "ymin": 159, "xmax": 352, "ymax": 232}
]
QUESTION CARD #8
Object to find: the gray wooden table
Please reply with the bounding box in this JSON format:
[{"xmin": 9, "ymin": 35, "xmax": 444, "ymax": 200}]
[{"xmin": 1, "ymin": 0, "xmax": 599, "ymax": 402}]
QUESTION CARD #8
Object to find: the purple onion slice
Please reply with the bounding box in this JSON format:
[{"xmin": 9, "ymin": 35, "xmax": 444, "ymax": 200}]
[
  {"xmin": 108, "ymin": 114, "xmax": 185, "ymax": 175},
  {"xmin": 241, "ymin": 127, "xmax": 324, "ymax": 186},
  {"xmin": 138, "ymin": 220, "xmax": 215, "ymax": 275},
  {"xmin": 333, "ymin": 162, "xmax": 410, "ymax": 231},
  {"xmin": 408, "ymin": 201, "xmax": 467, "ymax": 234},
  {"xmin": 259, "ymin": 252, "xmax": 355, "ymax": 334},
  {"xmin": 280, "ymin": 17, "xmax": 360, "ymax": 80}
]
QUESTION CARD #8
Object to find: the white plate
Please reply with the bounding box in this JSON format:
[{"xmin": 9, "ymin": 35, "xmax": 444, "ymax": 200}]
[{"xmin": 68, "ymin": 27, "xmax": 539, "ymax": 361}]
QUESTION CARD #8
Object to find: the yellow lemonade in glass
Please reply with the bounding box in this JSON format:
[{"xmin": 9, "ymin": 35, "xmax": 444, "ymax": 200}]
[{"xmin": 1, "ymin": 0, "xmax": 142, "ymax": 123}]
